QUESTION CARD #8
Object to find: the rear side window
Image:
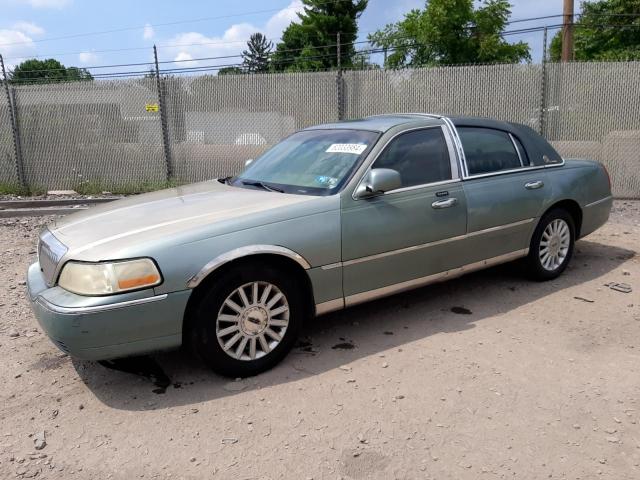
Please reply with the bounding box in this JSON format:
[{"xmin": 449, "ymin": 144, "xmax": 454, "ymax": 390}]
[
  {"xmin": 373, "ymin": 128, "xmax": 452, "ymax": 188},
  {"xmin": 459, "ymin": 127, "xmax": 522, "ymax": 175}
]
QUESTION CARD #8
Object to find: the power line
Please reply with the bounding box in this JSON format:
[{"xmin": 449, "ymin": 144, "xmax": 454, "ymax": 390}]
[
  {"xmin": 8, "ymin": 20, "xmax": 640, "ymax": 80},
  {"xmin": 1, "ymin": 12, "xmax": 608, "ymax": 61},
  {"xmin": 0, "ymin": 0, "xmax": 354, "ymax": 47}
]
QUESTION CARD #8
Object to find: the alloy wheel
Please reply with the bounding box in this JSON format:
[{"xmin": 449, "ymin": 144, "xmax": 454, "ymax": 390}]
[
  {"xmin": 216, "ymin": 281, "xmax": 290, "ymax": 361},
  {"xmin": 539, "ymin": 218, "xmax": 570, "ymax": 271}
]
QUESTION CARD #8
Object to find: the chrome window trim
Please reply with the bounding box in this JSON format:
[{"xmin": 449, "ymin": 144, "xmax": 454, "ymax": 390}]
[
  {"xmin": 343, "ymin": 249, "xmax": 529, "ymax": 307},
  {"xmin": 321, "ymin": 217, "xmax": 534, "ymax": 269},
  {"xmin": 440, "ymin": 116, "xmax": 468, "ymax": 176},
  {"xmin": 187, "ymin": 245, "xmax": 311, "ymax": 288},
  {"xmin": 461, "ymin": 159, "xmax": 565, "ymax": 181},
  {"xmin": 383, "ymin": 178, "xmax": 461, "ymax": 195},
  {"xmin": 584, "ymin": 195, "xmax": 613, "ymax": 208},
  {"xmin": 508, "ymin": 133, "xmax": 526, "ymax": 167},
  {"xmin": 351, "ymin": 124, "xmax": 460, "ymax": 201},
  {"xmin": 36, "ymin": 293, "xmax": 168, "ymax": 315}
]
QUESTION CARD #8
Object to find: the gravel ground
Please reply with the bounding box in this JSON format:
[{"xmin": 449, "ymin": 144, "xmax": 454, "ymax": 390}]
[{"xmin": 0, "ymin": 201, "xmax": 639, "ymax": 480}]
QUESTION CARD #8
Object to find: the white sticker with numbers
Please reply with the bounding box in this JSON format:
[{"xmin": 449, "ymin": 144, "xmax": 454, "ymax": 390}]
[{"xmin": 325, "ymin": 143, "xmax": 368, "ymax": 155}]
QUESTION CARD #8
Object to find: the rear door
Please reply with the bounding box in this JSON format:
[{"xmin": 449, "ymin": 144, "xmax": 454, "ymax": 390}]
[
  {"xmin": 340, "ymin": 126, "xmax": 468, "ymax": 301},
  {"xmin": 457, "ymin": 127, "xmax": 550, "ymax": 263}
]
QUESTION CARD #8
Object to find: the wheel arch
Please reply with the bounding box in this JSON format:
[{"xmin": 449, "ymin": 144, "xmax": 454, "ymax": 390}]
[
  {"xmin": 539, "ymin": 199, "xmax": 583, "ymax": 238},
  {"xmin": 182, "ymin": 247, "xmax": 315, "ymax": 345}
]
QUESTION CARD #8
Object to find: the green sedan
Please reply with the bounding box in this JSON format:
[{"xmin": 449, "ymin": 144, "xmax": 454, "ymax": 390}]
[{"xmin": 27, "ymin": 114, "xmax": 613, "ymax": 377}]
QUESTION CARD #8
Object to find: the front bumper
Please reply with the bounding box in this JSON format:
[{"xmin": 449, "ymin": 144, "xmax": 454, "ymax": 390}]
[{"xmin": 27, "ymin": 262, "xmax": 190, "ymax": 360}]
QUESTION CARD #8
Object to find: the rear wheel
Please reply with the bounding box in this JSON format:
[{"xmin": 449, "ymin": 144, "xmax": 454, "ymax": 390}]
[
  {"xmin": 525, "ymin": 209, "xmax": 575, "ymax": 281},
  {"xmin": 189, "ymin": 263, "xmax": 304, "ymax": 377}
]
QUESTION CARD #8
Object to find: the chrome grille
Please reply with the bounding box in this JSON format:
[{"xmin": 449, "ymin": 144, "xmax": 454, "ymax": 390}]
[{"xmin": 38, "ymin": 230, "xmax": 68, "ymax": 287}]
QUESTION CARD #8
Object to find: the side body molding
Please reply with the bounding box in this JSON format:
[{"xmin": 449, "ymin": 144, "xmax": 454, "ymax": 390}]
[{"xmin": 187, "ymin": 245, "xmax": 312, "ymax": 288}]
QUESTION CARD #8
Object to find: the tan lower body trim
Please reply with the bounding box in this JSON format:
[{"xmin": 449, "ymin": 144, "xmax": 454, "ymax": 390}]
[
  {"xmin": 313, "ymin": 249, "xmax": 529, "ymax": 315},
  {"xmin": 315, "ymin": 298, "xmax": 344, "ymax": 316},
  {"xmin": 345, "ymin": 249, "xmax": 528, "ymax": 307}
]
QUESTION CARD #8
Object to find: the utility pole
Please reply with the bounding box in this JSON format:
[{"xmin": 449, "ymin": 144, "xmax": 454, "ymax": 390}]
[
  {"xmin": 336, "ymin": 32, "xmax": 344, "ymax": 120},
  {"xmin": 336, "ymin": 32, "xmax": 341, "ymax": 71},
  {"xmin": 153, "ymin": 45, "xmax": 173, "ymax": 181},
  {"xmin": 539, "ymin": 27, "xmax": 548, "ymax": 137},
  {"xmin": 0, "ymin": 54, "xmax": 27, "ymax": 192},
  {"xmin": 561, "ymin": 0, "xmax": 574, "ymax": 62}
]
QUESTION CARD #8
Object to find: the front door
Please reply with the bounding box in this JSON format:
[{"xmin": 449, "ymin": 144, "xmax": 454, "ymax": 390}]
[{"xmin": 340, "ymin": 126, "xmax": 468, "ymax": 301}]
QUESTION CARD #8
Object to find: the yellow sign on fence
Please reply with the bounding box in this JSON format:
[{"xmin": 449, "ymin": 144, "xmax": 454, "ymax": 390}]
[{"xmin": 145, "ymin": 103, "xmax": 159, "ymax": 112}]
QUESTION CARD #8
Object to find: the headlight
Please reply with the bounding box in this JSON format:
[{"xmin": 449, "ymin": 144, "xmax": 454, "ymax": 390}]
[{"xmin": 58, "ymin": 258, "xmax": 162, "ymax": 296}]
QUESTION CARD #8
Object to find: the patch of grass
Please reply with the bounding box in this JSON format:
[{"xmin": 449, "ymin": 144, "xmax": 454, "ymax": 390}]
[{"xmin": 0, "ymin": 182, "xmax": 30, "ymax": 196}]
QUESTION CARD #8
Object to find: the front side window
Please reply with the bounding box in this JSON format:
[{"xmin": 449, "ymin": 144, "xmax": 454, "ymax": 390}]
[
  {"xmin": 458, "ymin": 127, "xmax": 523, "ymax": 175},
  {"xmin": 373, "ymin": 127, "xmax": 452, "ymax": 188},
  {"xmin": 232, "ymin": 129, "xmax": 379, "ymax": 195}
]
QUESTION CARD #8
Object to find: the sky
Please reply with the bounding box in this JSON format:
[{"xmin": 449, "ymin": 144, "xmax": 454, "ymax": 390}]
[{"xmin": 0, "ymin": 0, "xmax": 582, "ymax": 75}]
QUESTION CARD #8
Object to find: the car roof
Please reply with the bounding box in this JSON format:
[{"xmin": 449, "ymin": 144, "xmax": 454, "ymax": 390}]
[
  {"xmin": 305, "ymin": 113, "xmax": 562, "ymax": 166},
  {"xmin": 304, "ymin": 114, "xmax": 445, "ymax": 133}
]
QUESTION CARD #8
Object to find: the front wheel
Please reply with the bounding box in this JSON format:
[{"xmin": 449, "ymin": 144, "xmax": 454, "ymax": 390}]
[
  {"xmin": 189, "ymin": 263, "xmax": 304, "ymax": 377},
  {"xmin": 525, "ymin": 209, "xmax": 575, "ymax": 281}
]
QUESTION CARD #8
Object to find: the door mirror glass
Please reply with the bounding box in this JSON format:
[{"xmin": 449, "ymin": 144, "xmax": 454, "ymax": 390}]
[{"xmin": 356, "ymin": 168, "xmax": 402, "ymax": 198}]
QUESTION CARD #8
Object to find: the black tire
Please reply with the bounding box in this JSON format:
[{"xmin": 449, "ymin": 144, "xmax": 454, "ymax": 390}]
[
  {"xmin": 189, "ymin": 262, "xmax": 305, "ymax": 377},
  {"xmin": 525, "ymin": 208, "xmax": 575, "ymax": 281}
]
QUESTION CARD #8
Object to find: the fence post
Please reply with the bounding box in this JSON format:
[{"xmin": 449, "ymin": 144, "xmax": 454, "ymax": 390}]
[
  {"xmin": 154, "ymin": 45, "xmax": 174, "ymax": 181},
  {"xmin": 0, "ymin": 54, "xmax": 28, "ymax": 193},
  {"xmin": 336, "ymin": 32, "xmax": 345, "ymax": 120},
  {"xmin": 538, "ymin": 27, "xmax": 548, "ymax": 138}
]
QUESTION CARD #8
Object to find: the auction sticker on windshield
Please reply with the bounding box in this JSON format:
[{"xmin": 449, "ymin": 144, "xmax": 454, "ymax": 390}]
[{"xmin": 326, "ymin": 143, "xmax": 368, "ymax": 155}]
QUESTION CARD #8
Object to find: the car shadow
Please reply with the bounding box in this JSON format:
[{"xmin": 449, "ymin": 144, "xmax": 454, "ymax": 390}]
[{"xmin": 72, "ymin": 239, "xmax": 635, "ymax": 411}]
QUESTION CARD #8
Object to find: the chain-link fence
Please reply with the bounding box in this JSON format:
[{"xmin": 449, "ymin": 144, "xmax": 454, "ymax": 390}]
[
  {"xmin": 0, "ymin": 62, "xmax": 638, "ymax": 197},
  {"xmin": 0, "ymin": 83, "xmax": 18, "ymax": 188},
  {"xmin": 163, "ymin": 71, "xmax": 339, "ymax": 183},
  {"xmin": 9, "ymin": 78, "xmax": 167, "ymax": 191},
  {"xmin": 343, "ymin": 64, "xmax": 543, "ymax": 125},
  {"xmin": 544, "ymin": 62, "xmax": 640, "ymax": 198}
]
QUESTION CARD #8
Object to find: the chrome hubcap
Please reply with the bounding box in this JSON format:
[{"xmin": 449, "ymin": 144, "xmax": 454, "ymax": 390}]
[
  {"xmin": 539, "ymin": 219, "xmax": 570, "ymax": 271},
  {"xmin": 216, "ymin": 281, "xmax": 289, "ymax": 361}
]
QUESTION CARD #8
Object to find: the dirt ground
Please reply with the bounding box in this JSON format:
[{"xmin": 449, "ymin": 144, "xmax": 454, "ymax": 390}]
[{"xmin": 1, "ymin": 201, "xmax": 639, "ymax": 480}]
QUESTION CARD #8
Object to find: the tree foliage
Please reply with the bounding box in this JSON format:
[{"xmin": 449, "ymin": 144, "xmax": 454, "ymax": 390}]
[
  {"xmin": 218, "ymin": 66, "xmax": 245, "ymax": 76},
  {"xmin": 549, "ymin": 0, "xmax": 640, "ymax": 61},
  {"xmin": 369, "ymin": 0, "xmax": 530, "ymax": 68},
  {"xmin": 242, "ymin": 33, "xmax": 274, "ymax": 73},
  {"xmin": 271, "ymin": 0, "xmax": 368, "ymax": 72},
  {"xmin": 10, "ymin": 58, "xmax": 93, "ymax": 84}
]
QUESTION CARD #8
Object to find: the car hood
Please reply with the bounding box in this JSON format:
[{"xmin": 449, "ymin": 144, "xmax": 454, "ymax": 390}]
[{"xmin": 50, "ymin": 180, "xmax": 324, "ymax": 257}]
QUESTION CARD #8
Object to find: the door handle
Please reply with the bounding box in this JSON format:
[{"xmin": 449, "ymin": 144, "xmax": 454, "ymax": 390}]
[
  {"xmin": 431, "ymin": 198, "xmax": 458, "ymax": 209},
  {"xmin": 525, "ymin": 180, "xmax": 544, "ymax": 190}
]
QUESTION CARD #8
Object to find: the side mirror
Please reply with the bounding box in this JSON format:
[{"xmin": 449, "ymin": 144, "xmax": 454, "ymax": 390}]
[
  {"xmin": 355, "ymin": 168, "xmax": 402, "ymax": 199},
  {"xmin": 244, "ymin": 159, "xmax": 254, "ymax": 167}
]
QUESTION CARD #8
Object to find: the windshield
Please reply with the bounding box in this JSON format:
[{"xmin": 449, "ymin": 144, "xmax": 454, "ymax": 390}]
[{"xmin": 231, "ymin": 129, "xmax": 379, "ymax": 195}]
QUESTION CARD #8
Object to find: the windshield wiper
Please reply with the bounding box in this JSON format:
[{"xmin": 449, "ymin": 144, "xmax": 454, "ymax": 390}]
[
  {"xmin": 217, "ymin": 176, "xmax": 232, "ymax": 185},
  {"xmin": 241, "ymin": 180, "xmax": 284, "ymax": 193}
]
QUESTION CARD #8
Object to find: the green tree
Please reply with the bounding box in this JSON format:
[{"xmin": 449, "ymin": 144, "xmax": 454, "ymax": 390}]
[
  {"xmin": 10, "ymin": 58, "xmax": 93, "ymax": 84},
  {"xmin": 369, "ymin": 0, "xmax": 530, "ymax": 68},
  {"xmin": 242, "ymin": 32, "xmax": 274, "ymax": 73},
  {"xmin": 271, "ymin": 0, "xmax": 368, "ymax": 72},
  {"xmin": 217, "ymin": 66, "xmax": 245, "ymax": 75},
  {"xmin": 549, "ymin": 0, "xmax": 640, "ymax": 61}
]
